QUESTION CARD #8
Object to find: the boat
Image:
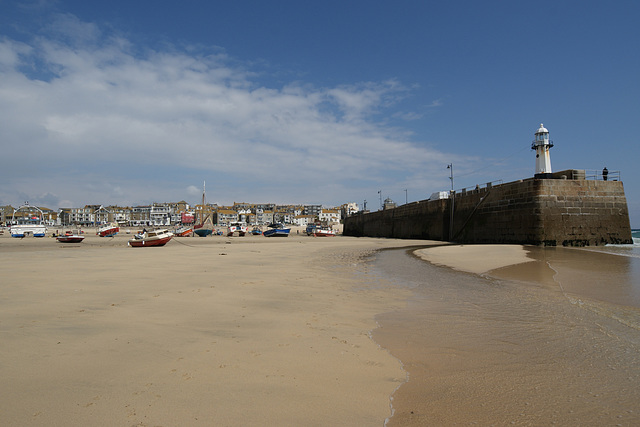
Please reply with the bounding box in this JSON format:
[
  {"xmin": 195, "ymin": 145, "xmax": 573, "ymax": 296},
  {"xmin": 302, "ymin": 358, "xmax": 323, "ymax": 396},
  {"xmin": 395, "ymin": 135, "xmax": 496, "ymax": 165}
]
[
  {"xmin": 174, "ymin": 226, "xmax": 193, "ymax": 237},
  {"xmin": 194, "ymin": 181, "xmax": 214, "ymax": 237},
  {"xmin": 128, "ymin": 229, "xmax": 173, "ymax": 247},
  {"xmin": 194, "ymin": 224, "xmax": 213, "ymax": 237},
  {"xmin": 227, "ymin": 222, "xmax": 248, "ymax": 237},
  {"xmin": 306, "ymin": 223, "xmax": 335, "ymax": 237},
  {"xmin": 263, "ymin": 223, "xmax": 291, "ymax": 237},
  {"xmin": 97, "ymin": 222, "xmax": 119, "ymax": 237},
  {"xmin": 10, "ymin": 203, "xmax": 47, "ymax": 237},
  {"xmin": 56, "ymin": 230, "xmax": 85, "ymax": 243},
  {"xmin": 313, "ymin": 227, "xmax": 335, "ymax": 237},
  {"xmin": 251, "ymin": 227, "xmax": 262, "ymax": 235}
]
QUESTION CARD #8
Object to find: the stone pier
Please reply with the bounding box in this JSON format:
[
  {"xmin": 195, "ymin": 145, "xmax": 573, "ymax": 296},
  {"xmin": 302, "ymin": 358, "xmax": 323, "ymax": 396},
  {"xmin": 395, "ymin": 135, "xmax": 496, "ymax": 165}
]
[{"xmin": 343, "ymin": 170, "xmax": 632, "ymax": 246}]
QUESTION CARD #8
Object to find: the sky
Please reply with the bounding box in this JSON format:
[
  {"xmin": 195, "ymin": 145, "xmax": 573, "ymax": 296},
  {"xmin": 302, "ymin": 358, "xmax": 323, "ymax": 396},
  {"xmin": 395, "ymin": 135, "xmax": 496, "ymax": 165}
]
[{"xmin": 1, "ymin": 1, "xmax": 639, "ymax": 226}]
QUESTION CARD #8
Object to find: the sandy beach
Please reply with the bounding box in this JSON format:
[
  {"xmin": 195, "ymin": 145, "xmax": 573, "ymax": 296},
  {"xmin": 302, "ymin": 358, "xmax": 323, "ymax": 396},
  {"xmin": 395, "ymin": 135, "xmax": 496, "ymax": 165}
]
[
  {"xmin": 3, "ymin": 231, "xmax": 640, "ymax": 426},
  {"xmin": 0, "ymin": 230, "xmax": 428, "ymax": 426}
]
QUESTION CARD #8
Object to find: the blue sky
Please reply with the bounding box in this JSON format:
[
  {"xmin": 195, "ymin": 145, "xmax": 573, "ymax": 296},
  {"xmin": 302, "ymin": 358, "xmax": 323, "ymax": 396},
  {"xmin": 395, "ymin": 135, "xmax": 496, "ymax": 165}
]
[{"xmin": 1, "ymin": 1, "xmax": 639, "ymax": 226}]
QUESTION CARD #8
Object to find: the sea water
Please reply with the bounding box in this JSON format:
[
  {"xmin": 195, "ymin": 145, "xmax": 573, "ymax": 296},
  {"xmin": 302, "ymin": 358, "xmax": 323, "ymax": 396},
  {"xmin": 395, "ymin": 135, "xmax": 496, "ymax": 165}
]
[{"xmin": 370, "ymin": 235, "xmax": 640, "ymax": 425}]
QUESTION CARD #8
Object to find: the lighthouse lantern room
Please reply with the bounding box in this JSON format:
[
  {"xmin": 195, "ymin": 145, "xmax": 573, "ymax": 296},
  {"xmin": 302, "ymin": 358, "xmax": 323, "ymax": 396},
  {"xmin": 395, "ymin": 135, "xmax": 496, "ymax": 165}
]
[{"xmin": 531, "ymin": 123, "xmax": 554, "ymax": 178}]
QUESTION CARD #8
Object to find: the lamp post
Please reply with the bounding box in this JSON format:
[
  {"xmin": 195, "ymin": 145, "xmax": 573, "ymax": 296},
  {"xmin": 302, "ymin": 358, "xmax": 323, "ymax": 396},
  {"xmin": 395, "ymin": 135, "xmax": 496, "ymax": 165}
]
[
  {"xmin": 447, "ymin": 164, "xmax": 454, "ymax": 241},
  {"xmin": 404, "ymin": 189, "xmax": 408, "ymax": 205}
]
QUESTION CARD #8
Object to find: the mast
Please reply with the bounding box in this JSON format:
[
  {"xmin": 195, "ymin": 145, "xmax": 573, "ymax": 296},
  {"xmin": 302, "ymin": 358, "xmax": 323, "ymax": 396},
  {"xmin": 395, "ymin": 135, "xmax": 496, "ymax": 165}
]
[{"xmin": 201, "ymin": 181, "xmax": 206, "ymax": 224}]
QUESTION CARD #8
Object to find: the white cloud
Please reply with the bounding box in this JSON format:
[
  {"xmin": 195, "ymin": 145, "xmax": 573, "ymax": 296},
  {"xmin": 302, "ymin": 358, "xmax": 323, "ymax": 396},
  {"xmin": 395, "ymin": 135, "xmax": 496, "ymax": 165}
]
[{"xmin": 0, "ymin": 16, "xmax": 469, "ymax": 209}]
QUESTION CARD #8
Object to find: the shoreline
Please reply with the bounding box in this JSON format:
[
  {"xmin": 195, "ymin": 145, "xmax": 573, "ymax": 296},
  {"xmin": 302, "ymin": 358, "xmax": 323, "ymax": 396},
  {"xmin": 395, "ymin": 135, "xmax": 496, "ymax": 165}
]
[{"xmin": 372, "ymin": 243, "xmax": 640, "ymax": 426}]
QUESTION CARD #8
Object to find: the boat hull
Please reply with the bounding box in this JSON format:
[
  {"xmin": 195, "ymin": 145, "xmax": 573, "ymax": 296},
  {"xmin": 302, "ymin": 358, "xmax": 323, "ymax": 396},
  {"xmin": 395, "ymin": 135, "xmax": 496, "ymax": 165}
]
[
  {"xmin": 174, "ymin": 227, "xmax": 193, "ymax": 237},
  {"xmin": 10, "ymin": 225, "xmax": 47, "ymax": 238},
  {"xmin": 194, "ymin": 228, "xmax": 213, "ymax": 237},
  {"xmin": 57, "ymin": 236, "xmax": 85, "ymax": 243},
  {"xmin": 128, "ymin": 235, "xmax": 172, "ymax": 247},
  {"xmin": 97, "ymin": 226, "xmax": 119, "ymax": 237},
  {"xmin": 263, "ymin": 228, "xmax": 291, "ymax": 237},
  {"xmin": 313, "ymin": 230, "xmax": 335, "ymax": 237}
]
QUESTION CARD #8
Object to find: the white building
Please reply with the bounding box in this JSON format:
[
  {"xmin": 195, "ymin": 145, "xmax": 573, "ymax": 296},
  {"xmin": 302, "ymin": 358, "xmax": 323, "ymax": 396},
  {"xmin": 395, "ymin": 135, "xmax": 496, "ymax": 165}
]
[
  {"xmin": 319, "ymin": 209, "xmax": 341, "ymax": 224},
  {"xmin": 293, "ymin": 214, "xmax": 315, "ymax": 227}
]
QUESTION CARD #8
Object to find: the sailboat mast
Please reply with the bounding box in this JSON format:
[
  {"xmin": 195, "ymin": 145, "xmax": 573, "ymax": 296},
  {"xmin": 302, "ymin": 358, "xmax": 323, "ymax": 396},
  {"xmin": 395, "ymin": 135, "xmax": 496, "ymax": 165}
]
[{"xmin": 201, "ymin": 181, "xmax": 206, "ymax": 224}]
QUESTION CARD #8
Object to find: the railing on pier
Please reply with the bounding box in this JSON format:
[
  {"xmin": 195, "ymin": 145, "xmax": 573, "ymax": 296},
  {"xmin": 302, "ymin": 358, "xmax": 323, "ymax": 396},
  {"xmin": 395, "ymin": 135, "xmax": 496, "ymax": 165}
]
[
  {"xmin": 453, "ymin": 179, "xmax": 504, "ymax": 196},
  {"xmin": 584, "ymin": 169, "xmax": 621, "ymax": 181}
]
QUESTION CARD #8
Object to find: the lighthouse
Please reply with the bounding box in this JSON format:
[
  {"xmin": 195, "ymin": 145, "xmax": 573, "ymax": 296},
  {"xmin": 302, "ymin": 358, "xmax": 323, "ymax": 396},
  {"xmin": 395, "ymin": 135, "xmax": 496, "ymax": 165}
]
[{"xmin": 531, "ymin": 123, "xmax": 553, "ymax": 178}]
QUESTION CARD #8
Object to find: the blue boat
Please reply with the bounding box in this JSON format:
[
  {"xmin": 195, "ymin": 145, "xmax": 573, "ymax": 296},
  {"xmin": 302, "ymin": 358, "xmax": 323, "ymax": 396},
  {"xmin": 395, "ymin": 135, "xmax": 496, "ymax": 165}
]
[
  {"xmin": 194, "ymin": 228, "xmax": 213, "ymax": 237},
  {"xmin": 263, "ymin": 223, "xmax": 291, "ymax": 237}
]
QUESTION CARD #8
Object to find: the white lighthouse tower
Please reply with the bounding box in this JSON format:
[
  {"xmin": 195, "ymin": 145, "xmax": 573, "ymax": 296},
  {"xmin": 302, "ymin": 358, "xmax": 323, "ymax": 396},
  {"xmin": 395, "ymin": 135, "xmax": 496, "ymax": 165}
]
[{"xmin": 531, "ymin": 123, "xmax": 553, "ymax": 178}]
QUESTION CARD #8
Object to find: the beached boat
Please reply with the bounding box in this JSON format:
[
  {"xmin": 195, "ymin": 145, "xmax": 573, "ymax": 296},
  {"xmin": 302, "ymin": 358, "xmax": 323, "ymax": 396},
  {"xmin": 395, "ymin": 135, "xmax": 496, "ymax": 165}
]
[
  {"xmin": 56, "ymin": 230, "xmax": 85, "ymax": 243},
  {"xmin": 263, "ymin": 223, "xmax": 291, "ymax": 237},
  {"xmin": 10, "ymin": 203, "xmax": 47, "ymax": 237},
  {"xmin": 194, "ymin": 225, "xmax": 213, "ymax": 237},
  {"xmin": 194, "ymin": 182, "xmax": 214, "ymax": 237},
  {"xmin": 306, "ymin": 224, "xmax": 335, "ymax": 237},
  {"xmin": 128, "ymin": 229, "xmax": 173, "ymax": 247},
  {"xmin": 251, "ymin": 227, "xmax": 262, "ymax": 235},
  {"xmin": 313, "ymin": 227, "xmax": 335, "ymax": 237},
  {"xmin": 97, "ymin": 223, "xmax": 119, "ymax": 237},
  {"xmin": 174, "ymin": 226, "xmax": 193, "ymax": 237},
  {"xmin": 227, "ymin": 222, "xmax": 248, "ymax": 237}
]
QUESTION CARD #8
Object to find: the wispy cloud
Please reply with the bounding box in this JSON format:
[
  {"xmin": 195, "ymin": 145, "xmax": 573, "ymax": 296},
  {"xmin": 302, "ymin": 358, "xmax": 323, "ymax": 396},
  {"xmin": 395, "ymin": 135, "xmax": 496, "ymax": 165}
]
[{"xmin": 0, "ymin": 13, "xmax": 466, "ymax": 208}]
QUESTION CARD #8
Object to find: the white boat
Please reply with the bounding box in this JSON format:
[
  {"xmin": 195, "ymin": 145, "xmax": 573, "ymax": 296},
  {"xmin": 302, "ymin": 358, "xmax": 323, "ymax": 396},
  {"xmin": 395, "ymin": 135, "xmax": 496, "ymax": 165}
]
[
  {"xmin": 10, "ymin": 203, "xmax": 47, "ymax": 237},
  {"xmin": 227, "ymin": 222, "xmax": 248, "ymax": 236},
  {"xmin": 306, "ymin": 224, "xmax": 335, "ymax": 237},
  {"xmin": 313, "ymin": 227, "xmax": 335, "ymax": 237},
  {"xmin": 128, "ymin": 229, "xmax": 173, "ymax": 247}
]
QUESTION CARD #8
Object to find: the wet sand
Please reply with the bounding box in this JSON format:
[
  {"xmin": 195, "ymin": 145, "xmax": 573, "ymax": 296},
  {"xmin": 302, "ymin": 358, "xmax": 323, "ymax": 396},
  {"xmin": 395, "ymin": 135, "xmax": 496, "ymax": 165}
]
[
  {"xmin": 374, "ymin": 244, "xmax": 640, "ymax": 426},
  {"xmin": 0, "ymin": 230, "xmax": 428, "ymax": 426}
]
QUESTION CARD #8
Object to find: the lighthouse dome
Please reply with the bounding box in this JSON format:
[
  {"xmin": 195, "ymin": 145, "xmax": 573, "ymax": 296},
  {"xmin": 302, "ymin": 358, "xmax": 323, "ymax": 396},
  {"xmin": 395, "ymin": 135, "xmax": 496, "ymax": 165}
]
[{"xmin": 536, "ymin": 123, "xmax": 548, "ymax": 134}]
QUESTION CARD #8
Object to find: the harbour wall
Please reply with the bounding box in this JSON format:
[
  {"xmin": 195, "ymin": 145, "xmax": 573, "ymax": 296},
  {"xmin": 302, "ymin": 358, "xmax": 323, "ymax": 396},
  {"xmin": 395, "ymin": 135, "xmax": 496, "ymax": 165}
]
[{"xmin": 343, "ymin": 170, "xmax": 633, "ymax": 246}]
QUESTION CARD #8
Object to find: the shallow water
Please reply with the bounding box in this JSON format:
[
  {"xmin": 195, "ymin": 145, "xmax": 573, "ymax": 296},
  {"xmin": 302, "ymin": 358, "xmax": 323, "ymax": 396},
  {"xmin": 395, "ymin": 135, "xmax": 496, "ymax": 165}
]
[{"xmin": 371, "ymin": 245, "xmax": 640, "ymax": 426}]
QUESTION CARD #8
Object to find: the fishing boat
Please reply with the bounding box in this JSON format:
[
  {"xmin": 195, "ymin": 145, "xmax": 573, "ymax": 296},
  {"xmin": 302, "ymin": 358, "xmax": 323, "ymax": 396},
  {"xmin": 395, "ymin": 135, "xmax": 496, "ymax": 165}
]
[
  {"xmin": 56, "ymin": 230, "xmax": 85, "ymax": 243},
  {"xmin": 174, "ymin": 226, "xmax": 193, "ymax": 237},
  {"xmin": 97, "ymin": 222, "xmax": 119, "ymax": 237},
  {"xmin": 251, "ymin": 227, "xmax": 262, "ymax": 235},
  {"xmin": 128, "ymin": 229, "xmax": 173, "ymax": 247},
  {"xmin": 10, "ymin": 203, "xmax": 47, "ymax": 237},
  {"xmin": 313, "ymin": 227, "xmax": 335, "ymax": 237},
  {"xmin": 194, "ymin": 181, "xmax": 214, "ymax": 237},
  {"xmin": 306, "ymin": 223, "xmax": 335, "ymax": 236},
  {"xmin": 227, "ymin": 222, "xmax": 248, "ymax": 237},
  {"xmin": 263, "ymin": 223, "xmax": 291, "ymax": 237}
]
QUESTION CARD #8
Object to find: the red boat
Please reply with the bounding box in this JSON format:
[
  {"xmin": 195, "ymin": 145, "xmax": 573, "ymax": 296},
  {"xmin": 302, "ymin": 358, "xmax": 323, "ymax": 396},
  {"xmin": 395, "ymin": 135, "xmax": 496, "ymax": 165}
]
[
  {"xmin": 97, "ymin": 223, "xmax": 120, "ymax": 237},
  {"xmin": 128, "ymin": 229, "xmax": 173, "ymax": 247},
  {"xmin": 56, "ymin": 230, "xmax": 85, "ymax": 243}
]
